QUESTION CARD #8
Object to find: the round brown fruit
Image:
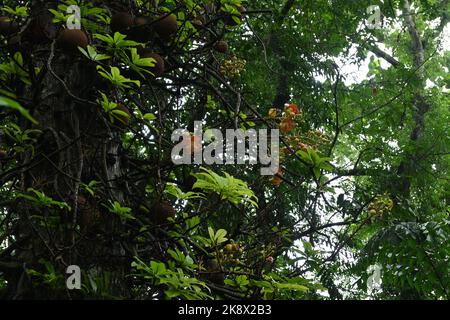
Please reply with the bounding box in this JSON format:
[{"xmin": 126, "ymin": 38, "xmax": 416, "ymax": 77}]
[
  {"xmin": 204, "ymin": 259, "xmax": 225, "ymax": 284},
  {"xmin": 77, "ymin": 195, "xmax": 87, "ymax": 208},
  {"xmin": 57, "ymin": 29, "xmax": 89, "ymax": 52},
  {"xmin": 110, "ymin": 12, "xmax": 134, "ymax": 33},
  {"xmin": 0, "ymin": 16, "xmax": 19, "ymax": 36},
  {"xmin": 214, "ymin": 40, "xmax": 228, "ymax": 53},
  {"xmin": 0, "ymin": 149, "xmax": 7, "ymax": 159},
  {"xmin": 126, "ymin": 16, "xmax": 150, "ymax": 42},
  {"xmin": 150, "ymin": 201, "xmax": 176, "ymax": 225},
  {"xmin": 134, "ymin": 16, "xmax": 148, "ymax": 27},
  {"xmin": 77, "ymin": 196, "xmax": 100, "ymax": 230},
  {"xmin": 138, "ymin": 49, "xmax": 165, "ymax": 76},
  {"xmin": 206, "ymin": 259, "xmax": 220, "ymax": 271},
  {"xmin": 153, "ymin": 14, "xmax": 178, "ymax": 40}
]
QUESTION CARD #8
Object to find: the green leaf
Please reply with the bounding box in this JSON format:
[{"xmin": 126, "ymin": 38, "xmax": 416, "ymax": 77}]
[
  {"xmin": 215, "ymin": 229, "xmax": 228, "ymax": 244},
  {"xmin": 0, "ymin": 96, "xmax": 38, "ymax": 124},
  {"xmin": 192, "ymin": 168, "xmax": 258, "ymax": 207},
  {"xmin": 79, "ymin": 45, "xmax": 111, "ymax": 62},
  {"xmin": 274, "ymin": 282, "xmax": 309, "ymax": 292},
  {"xmin": 143, "ymin": 113, "xmax": 157, "ymax": 121}
]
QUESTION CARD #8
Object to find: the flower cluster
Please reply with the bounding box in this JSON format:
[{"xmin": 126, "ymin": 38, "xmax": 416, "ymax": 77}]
[
  {"xmin": 282, "ymin": 129, "xmax": 330, "ymax": 155},
  {"xmin": 220, "ymin": 55, "xmax": 247, "ymax": 77},
  {"xmin": 268, "ymin": 103, "xmax": 301, "ymax": 134}
]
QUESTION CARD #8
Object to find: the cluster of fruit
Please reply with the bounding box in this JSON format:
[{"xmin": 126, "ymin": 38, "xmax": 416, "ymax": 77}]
[
  {"xmin": 224, "ymin": 241, "xmax": 242, "ymax": 264},
  {"xmin": 219, "ymin": 242, "xmax": 243, "ymax": 264},
  {"xmin": 368, "ymin": 193, "xmax": 394, "ymax": 220},
  {"xmin": 109, "ymin": 11, "xmax": 179, "ymax": 76},
  {"xmin": 0, "ymin": 3, "xmax": 247, "ymax": 77},
  {"xmin": 219, "ymin": 55, "xmax": 247, "ymax": 77},
  {"xmin": 107, "ymin": 4, "xmax": 245, "ymax": 57},
  {"xmin": 0, "ymin": 1, "xmax": 248, "ymax": 69},
  {"xmin": 200, "ymin": 241, "xmax": 243, "ymax": 285},
  {"xmin": 0, "ymin": 13, "xmax": 89, "ymax": 53},
  {"xmin": 0, "ymin": 3, "xmax": 250, "ymax": 131}
]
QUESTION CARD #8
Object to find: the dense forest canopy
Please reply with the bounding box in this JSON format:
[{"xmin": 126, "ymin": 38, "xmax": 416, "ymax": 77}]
[{"xmin": 0, "ymin": 0, "xmax": 448, "ymax": 300}]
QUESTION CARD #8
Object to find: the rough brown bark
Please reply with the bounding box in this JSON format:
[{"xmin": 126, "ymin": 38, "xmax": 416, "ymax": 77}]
[
  {"xmin": 2, "ymin": 1, "xmax": 132, "ymax": 299},
  {"xmin": 395, "ymin": 0, "xmax": 432, "ymax": 197}
]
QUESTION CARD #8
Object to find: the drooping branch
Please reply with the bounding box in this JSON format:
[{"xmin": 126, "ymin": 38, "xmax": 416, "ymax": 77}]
[{"xmin": 367, "ymin": 44, "xmax": 401, "ymax": 68}]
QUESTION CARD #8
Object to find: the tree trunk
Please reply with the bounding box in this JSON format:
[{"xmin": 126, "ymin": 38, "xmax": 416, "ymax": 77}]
[{"xmin": 3, "ymin": 1, "xmax": 131, "ymax": 299}]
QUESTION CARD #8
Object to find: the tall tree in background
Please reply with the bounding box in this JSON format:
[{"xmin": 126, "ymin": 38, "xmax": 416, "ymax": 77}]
[{"xmin": 0, "ymin": 0, "xmax": 448, "ymax": 299}]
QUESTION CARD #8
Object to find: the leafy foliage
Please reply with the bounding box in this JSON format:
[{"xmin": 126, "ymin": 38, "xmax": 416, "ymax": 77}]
[
  {"xmin": 0, "ymin": 0, "xmax": 448, "ymax": 300},
  {"xmin": 192, "ymin": 168, "xmax": 258, "ymax": 208}
]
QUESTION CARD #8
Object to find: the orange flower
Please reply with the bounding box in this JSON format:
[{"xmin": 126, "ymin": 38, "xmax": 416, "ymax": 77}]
[
  {"xmin": 191, "ymin": 134, "xmax": 202, "ymax": 154},
  {"xmin": 298, "ymin": 142, "xmax": 309, "ymax": 151},
  {"xmin": 268, "ymin": 108, "xmax": 278, "ymax": 119},
  {"xmin": 285, "ymin": 103, "xmax": 299, "ymax": 116},
  {"xmin": 271, "ymin": 168, "xmax": 283, "ymax": 186},
  {"xmin": 180, "ymin": 133, "xmax": 202, "ymax": 154},
  {"xmin": 280, "ymin": 117, "xmax": 295, "ymax": 134}
]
